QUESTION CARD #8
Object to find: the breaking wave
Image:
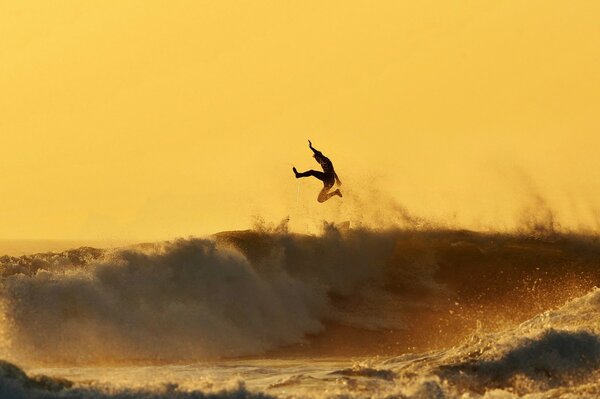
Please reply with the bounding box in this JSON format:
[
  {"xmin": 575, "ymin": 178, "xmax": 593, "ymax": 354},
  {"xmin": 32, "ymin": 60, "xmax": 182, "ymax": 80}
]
[
  {"xmin": 1, "ymin": 223, "xmax": 600, "ymax": 365},
  {"xmin": 379, "ymin": 287, "xmax": 600, "ymax": 397}
]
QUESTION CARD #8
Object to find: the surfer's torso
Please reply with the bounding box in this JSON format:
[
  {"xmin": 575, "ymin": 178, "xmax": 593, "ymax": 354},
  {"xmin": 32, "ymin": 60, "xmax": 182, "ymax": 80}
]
[{"xmin": 315, "ymin": 153, "xmax": 335, "ymax": 175}]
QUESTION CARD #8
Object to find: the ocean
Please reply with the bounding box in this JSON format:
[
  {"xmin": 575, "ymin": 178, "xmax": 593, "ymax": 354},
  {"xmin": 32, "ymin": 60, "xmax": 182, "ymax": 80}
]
[{"xmin": 2, "ymin": 226, "xmax": 600, "ymax": 398}]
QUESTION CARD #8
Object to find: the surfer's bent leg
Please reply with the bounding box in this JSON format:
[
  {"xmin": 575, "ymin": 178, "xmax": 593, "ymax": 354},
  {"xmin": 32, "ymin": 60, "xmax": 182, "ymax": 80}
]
[{"xmin": 317, "ymin": 180, "xmax": 342, "ymax": 203}]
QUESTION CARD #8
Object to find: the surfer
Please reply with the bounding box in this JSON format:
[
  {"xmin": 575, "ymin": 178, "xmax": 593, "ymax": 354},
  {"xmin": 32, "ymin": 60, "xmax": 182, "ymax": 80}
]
[{"xmin": 293, "ymin": 140, "xmax": 342, "ymax": 203}]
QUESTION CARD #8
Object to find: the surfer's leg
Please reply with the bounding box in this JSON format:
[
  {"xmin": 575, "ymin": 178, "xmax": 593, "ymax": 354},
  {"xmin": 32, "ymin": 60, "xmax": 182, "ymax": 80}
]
[
  {"xmin": 293, "ymin": 168, "xmax": 326, "ymax": 181},
  {"xmin": 318, "ymin": 189, "xmax": 342, "ymax": 202},
  {"xmin": 317, "ymin": 181, "xmax": 341, "ymax": 202}
]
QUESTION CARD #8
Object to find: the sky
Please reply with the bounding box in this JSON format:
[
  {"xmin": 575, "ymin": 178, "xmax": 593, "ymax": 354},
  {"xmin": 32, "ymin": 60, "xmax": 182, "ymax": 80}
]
[{"xmin": 1, "ymin": 1, "xmax": 599, "ymax": 240}]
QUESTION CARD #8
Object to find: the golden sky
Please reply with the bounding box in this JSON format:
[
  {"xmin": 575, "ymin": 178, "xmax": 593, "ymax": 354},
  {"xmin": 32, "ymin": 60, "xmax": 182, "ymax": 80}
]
[{"xmin": 1, "ymin": 1, "xmax": 599, "ymax": 239}]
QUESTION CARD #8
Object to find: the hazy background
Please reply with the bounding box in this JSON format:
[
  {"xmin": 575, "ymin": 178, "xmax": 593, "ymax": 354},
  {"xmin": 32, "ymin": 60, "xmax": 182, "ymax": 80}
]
[{"xmin": 1, "ymin": 1, "xmax": 599, "ymax": 240}]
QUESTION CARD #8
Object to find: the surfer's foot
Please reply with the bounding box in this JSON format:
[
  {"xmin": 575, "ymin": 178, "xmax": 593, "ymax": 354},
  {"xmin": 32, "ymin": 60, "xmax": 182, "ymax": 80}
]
[
  {"xmin": 335, "ymin": 189, "xmax": 342, "ymax": 198},
  {"xmin": 293, "ymin": 167, "xmax": 300, "ymax": 178}
]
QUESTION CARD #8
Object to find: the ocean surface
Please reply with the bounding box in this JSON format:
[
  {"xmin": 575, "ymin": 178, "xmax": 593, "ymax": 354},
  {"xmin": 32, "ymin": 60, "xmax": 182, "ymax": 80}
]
[{"xmin": 2, "ymin": 226, "xmax": 600, "ymax": 398}]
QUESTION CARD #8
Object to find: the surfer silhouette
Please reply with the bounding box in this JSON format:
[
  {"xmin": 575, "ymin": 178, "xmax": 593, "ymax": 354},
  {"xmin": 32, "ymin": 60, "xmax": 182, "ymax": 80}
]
[{"xmin": 293, "ymin": 140, "xmax": 342, "ymax": 203}]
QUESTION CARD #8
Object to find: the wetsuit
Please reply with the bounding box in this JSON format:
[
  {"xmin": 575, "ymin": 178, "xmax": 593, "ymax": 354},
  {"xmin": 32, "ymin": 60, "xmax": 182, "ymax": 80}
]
[{"xmin": 293, "ymin": 142, "xmax": 342, "ymax": 203}]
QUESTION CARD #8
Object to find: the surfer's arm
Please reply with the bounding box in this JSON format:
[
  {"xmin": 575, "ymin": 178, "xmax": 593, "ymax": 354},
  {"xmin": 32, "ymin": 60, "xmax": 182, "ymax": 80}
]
[
  {"xmin": 308, "ymin": 140, "xmax": 320, "ymax": 155},
  {"xmin": 335, "ymin": 172, "xmax": 342, "ymax": 186}
]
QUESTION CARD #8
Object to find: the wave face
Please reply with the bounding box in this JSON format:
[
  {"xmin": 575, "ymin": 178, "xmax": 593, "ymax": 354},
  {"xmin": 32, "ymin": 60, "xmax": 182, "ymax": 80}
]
[{"xmin": 1, "ymin": 225, "xmax": 600, "ymax": 364}]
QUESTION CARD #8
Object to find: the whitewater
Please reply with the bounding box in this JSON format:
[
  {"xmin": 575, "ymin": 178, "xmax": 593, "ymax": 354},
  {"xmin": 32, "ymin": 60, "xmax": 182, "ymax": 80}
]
[{"xmin": 2, "ymin": 223, "xmax": 600, "ymax": 398}]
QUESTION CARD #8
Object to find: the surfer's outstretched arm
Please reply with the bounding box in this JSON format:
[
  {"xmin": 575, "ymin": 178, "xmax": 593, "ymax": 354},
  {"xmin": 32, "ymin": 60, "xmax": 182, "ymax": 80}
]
[
  {"xmin": 335, "ymin": 172, "xmax": 341, "ymax": 186},
  {"xmin": 308, "ymin": 139, "xmax": 321, "ymax": 156}
]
